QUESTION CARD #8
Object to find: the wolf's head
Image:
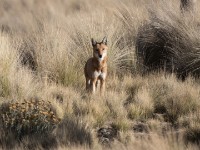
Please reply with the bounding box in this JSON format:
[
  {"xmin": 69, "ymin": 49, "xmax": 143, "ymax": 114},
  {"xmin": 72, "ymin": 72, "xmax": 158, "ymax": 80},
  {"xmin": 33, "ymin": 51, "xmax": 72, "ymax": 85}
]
[{"xmin": 91, "ymin": 37, "xmax": 108, "ymax": 62}]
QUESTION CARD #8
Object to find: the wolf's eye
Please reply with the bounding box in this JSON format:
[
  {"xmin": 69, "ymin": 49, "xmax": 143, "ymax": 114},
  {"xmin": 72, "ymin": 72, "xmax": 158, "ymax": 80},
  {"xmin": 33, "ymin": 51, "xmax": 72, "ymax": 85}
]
[{"xmin": 102, "ymin": 48, "xmax": 105, "ymax": 50}]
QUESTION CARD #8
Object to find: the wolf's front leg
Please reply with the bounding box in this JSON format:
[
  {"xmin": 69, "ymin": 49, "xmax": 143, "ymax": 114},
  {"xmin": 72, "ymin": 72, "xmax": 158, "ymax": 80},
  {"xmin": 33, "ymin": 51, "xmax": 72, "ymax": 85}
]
[
  {"xmin": 91, "ymin": 78, "xmax": 98, "ymax": 94},
  {"xmin": 86, "ymin": 78, "xmax": 90, "ymax": 91}
]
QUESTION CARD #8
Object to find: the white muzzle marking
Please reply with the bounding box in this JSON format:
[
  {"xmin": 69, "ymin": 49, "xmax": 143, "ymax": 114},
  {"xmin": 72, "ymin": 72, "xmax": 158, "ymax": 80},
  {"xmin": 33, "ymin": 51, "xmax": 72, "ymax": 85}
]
[{"xmin": 95, "ymin": 51, "xmax": 107, "ymax": 62}]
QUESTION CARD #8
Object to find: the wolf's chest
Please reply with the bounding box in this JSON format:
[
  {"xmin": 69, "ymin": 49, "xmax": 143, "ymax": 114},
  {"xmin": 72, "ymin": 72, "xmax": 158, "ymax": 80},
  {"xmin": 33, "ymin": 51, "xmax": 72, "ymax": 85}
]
[{"xmin": 93, "ymin": 70, "xmax": 106, "ymax": 79}]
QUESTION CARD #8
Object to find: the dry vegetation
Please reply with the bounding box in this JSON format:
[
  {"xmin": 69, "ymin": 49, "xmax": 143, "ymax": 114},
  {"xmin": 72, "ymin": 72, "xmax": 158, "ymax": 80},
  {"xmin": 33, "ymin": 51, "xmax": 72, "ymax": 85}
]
[{"xmin": 0, "ymin": 0, "xmax": 200, "ymax": 149}]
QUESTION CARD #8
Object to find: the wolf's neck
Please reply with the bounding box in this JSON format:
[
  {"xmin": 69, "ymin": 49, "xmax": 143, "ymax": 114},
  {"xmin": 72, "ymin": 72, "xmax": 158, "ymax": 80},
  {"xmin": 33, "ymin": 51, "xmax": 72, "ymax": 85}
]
[{"xmin": 93, "ymin": 57, "xmax": 107, "ymax": 70}]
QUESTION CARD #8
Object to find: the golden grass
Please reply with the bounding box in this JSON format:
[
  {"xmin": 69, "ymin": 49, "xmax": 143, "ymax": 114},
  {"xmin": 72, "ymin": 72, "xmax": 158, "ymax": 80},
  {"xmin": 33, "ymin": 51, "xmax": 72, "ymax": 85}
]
[{"xmin": 0, "ymin": 0, "xmax": 200, "ymax": 149}]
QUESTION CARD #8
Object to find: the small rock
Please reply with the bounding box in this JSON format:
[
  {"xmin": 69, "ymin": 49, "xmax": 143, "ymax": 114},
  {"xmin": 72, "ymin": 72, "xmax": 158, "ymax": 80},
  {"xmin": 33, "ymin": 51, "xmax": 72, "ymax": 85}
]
[
  {"xmin": 97, "ymin": 125, "xmax": 118, "ymax": 145},
  {"xmin": 133, "ymin": 122, "xmax": 149, "ymax": 133}
]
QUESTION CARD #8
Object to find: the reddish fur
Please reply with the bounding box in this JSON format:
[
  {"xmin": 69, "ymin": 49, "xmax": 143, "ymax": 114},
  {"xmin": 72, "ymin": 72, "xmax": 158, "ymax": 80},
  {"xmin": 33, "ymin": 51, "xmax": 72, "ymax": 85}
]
[{"xmin": 84, "ymin": 38, "xmax": 108, "ymax": 94}]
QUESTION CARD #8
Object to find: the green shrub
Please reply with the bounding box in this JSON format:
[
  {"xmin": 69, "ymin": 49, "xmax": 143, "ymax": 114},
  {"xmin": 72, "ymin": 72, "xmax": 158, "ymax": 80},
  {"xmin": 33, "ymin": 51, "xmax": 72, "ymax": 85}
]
[{"xmin": 0, "ymin": 99, "xmax": 61, "ymax": 139}]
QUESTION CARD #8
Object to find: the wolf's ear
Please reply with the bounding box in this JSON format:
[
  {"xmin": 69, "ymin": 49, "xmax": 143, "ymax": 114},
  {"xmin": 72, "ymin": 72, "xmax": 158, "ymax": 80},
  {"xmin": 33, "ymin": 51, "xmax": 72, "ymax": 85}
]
[
  {"xmin": 102, "ymin": 36, "xmax": 107, "ymax": 45},
  {"xmin": 91, "ymin": 38, "xmax": 97, "ymax": 47}
]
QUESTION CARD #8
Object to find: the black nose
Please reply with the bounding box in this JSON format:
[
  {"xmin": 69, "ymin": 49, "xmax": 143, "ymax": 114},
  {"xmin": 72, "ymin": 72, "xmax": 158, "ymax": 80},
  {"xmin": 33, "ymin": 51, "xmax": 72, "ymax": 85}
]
[{"xmin": 99, "ymin": 55, "xmax": 102, "ymax": 58}]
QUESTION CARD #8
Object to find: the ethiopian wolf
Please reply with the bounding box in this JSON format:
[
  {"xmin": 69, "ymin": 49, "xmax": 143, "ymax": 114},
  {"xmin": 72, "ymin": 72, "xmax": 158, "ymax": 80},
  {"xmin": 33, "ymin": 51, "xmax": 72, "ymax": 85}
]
[{"xmin": 84, "ymin": 37, "xmax": 108, "ymax": 94}]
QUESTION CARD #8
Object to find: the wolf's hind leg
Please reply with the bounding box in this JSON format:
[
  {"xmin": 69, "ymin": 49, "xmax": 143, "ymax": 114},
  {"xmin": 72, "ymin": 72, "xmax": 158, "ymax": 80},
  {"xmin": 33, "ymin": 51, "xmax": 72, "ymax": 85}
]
[{"xmin": 100, "ymin": 79, "xmax": 105, "ymax": 95}]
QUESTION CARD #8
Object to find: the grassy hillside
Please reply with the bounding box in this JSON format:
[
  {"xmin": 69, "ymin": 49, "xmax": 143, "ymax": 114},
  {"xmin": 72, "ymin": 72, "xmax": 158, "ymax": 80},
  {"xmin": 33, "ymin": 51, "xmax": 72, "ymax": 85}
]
[{"xmin": 0, "ymin": 0, "xmax": 200, "ymax": 149}]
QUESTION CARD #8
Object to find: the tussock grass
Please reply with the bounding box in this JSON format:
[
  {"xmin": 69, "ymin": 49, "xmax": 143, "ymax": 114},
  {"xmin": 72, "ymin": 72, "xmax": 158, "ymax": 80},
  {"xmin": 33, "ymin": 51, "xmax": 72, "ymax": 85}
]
[
  {"xmin": 0, "ymin": 0, "xmax": 200, "ymax": 149},
  {"xmin": 136, "ymin": 0, "xmax": 200, "ymax": 79}
]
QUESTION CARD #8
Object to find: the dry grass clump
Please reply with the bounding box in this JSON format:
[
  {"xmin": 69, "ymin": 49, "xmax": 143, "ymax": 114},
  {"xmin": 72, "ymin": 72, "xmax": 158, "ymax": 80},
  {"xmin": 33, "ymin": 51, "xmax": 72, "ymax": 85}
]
[
  {"xmin": 180, "ymin": 0, "xmax": 196, "ymax": 12},
  {"xmin": 135, "ymin": 1, "xmax": 200, "ymax": 79},
  {"xmin": 185, "ymin": 124, "xmax": 200, "ymax": 144},
  {"xmin": 178, "ymin": 112, "xmax": 200, "ymax": 144},
  {"xmin": 0, "ymin": 34, "xmax": 18, "ymax": 97},
  {"xmin": 0, "ymin": 33, "xmax": 41, "ymax": 100},
  {"xmin": 151, "ymin": 76, "xmax": 200, "ymax": 124},
  {"xmin": 126, "ymin": 86, "xmax": 154, "ymax": 120},
  {"xmin": 0, "ymin": 0, "xmax": 200, "ymax": 149},
  {"xmin": 55, "ymin": 114, "xmax": 93, "ymax": 147},
  {"xmin": 125, "ymin": 74, "xmax": 200, "ymax": 125}
]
